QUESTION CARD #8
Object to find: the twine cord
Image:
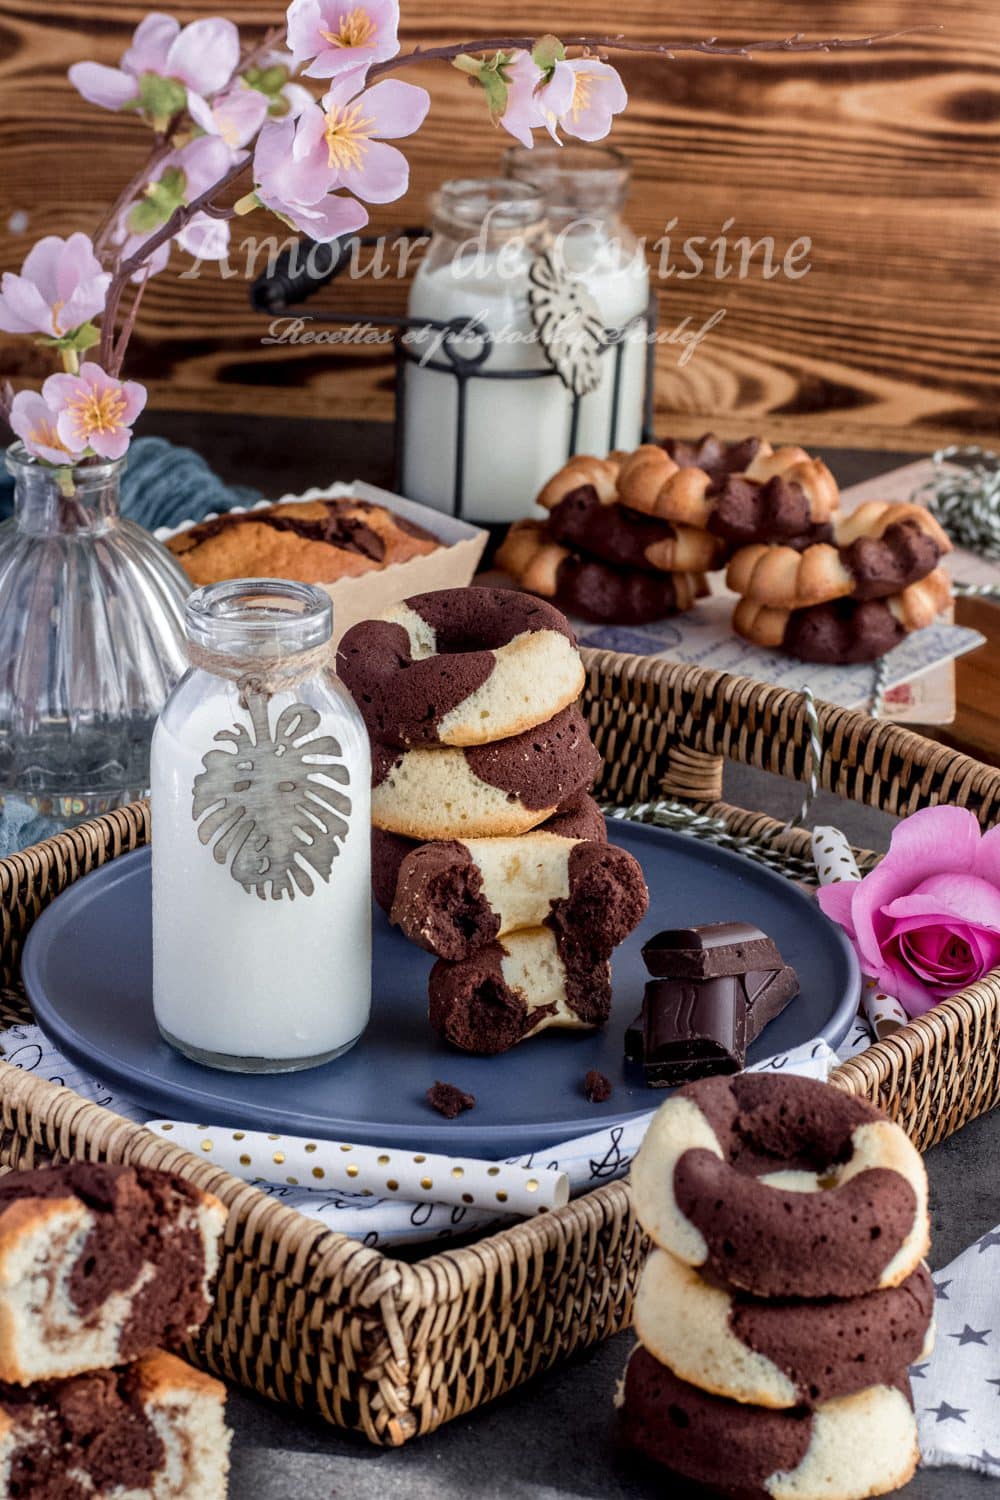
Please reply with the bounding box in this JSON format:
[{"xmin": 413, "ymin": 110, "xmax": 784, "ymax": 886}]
[
  {"xmin": 917, "ymin": 445, "xmax": 1000, "ymax": 559},
  {"xmin": 186, "ymin": 640, "xmax": 332, "ymax": 708}
]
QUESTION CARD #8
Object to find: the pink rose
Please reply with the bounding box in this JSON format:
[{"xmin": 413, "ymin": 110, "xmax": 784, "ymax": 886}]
[{"xmin": 817, "ymin": 805, "xmax": 1000, "ymax": 1017}]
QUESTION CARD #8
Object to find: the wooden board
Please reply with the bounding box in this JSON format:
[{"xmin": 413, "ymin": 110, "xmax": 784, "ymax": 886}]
[{"xmin": 1, "ymin": 0, "xmax": 998, "ymax": 448}]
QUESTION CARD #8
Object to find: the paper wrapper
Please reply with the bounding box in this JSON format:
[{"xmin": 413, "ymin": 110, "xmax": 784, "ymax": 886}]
[
  {"xmin": 146, "ymin": 1120, "xmax": 570, "ymax": 1217},
  {"xmin": 156, "ymin": 480, "xmax": 488, "ymax": 648}
]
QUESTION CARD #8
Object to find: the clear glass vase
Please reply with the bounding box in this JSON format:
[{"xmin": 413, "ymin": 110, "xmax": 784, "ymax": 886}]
[{"xmin": 0, "ymin": 442, "xmax": 190, "ymax": 824}]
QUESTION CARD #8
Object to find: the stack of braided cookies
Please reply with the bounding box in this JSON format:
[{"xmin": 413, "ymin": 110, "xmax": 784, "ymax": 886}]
[
  {"xmin": 729, "ymin": 498, "xmax": 953, "ymax": 663},
  {"xmin": 498, "ymin": 433, "xmax": 954, "ymax": 662},
  {"xmin": 621, "ymin": 1073, "xmax": 934, "ymax": 1499},
  {"xmin": 337, "ymin": 587, "xmax": 648, "ymax": 1055}
]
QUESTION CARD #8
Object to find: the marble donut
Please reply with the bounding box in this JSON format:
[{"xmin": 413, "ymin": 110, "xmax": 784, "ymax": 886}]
[
  {"xmin": 369, "ymin": 795, "xmax": 607, "ymax": 913},
  {"xmin": 629, "ymin": 1074, "xmax": 929, "ymax": 1299},
  {"xmin": 428, "ymin": 928, "xmax": 611, "ymax": 1054},
  {"xmin": 391, "ymin": 831, "xmax": 648, "ymax": 964},
  {"xmin": 0, "ymin": 1163, "xmax": 226, "ymax": 1385},
  {"xmin": 337, "ymin": 587, "xmax": 585, "ymax": 749},
  {"xmin": 634, "ymin": 1249, "xmax": 934, "ymax": 1408},
  {"xmin": 370, "ymin": 703, "xmax": 602, "ymax": 841},
  {"xmin": 619, "ymin": 1345, "xmax": 919, "ymax": 1500},
  {"xmin": 0, "ymin": 1351, "xmax": 230, "ymax": 1500}
]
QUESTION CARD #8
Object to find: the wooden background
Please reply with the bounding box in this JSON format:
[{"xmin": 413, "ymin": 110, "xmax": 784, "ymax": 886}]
[{"xmin": 1, "ymin": 0, "xmax": 998, "ymax": 449}]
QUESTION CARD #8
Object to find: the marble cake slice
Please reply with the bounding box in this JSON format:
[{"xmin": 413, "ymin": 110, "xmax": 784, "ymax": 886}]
[
  {"xmin": 0, "ymin": 1350, "xmax": 230, "ymax": 1499},
  {"xmin": 0, "ymin": 1162, "xmax": 226, "ymax": 1384}
]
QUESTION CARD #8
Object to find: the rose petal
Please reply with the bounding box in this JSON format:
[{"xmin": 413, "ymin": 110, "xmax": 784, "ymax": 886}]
[
  {"xmin": 882, "ymin": 872, "xmax": 1000, "ymax": 931},
  {"xmin": 815, "ymin": 878, "xmax": 860, "ymax": 940}
]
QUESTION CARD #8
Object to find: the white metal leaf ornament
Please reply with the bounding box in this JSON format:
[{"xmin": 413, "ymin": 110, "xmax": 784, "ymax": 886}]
[
  {"xmin": 192, "ymin": 694, "xmax": 351, "ymax": 901},
  {"xmin": 528, "ymin": 250, "xmax": 606, "ymax": 396}
]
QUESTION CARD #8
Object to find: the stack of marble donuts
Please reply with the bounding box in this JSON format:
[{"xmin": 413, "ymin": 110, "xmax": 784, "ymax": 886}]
[
  {"xmin": 337, "ymin": 586, "xmax": 648, "ymax": 1054},
  {"xmin": 620, "ymin": 1073, "xmax": 934, "ymax": 1500},
  {"xmin": 498, "ymin": 433, "xmax": 955, "ymax": 662}
]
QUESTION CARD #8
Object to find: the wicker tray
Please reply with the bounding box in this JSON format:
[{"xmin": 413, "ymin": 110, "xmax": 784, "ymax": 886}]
[{"xmin": 2, "ymin": 650, "xmax": 1000, "ymax": 1446}]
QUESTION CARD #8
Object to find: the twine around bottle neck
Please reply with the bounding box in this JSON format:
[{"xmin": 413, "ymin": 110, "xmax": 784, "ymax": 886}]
[{"xmin": 186, "ymin": 639, "xmax": 333, "ymax": 708}]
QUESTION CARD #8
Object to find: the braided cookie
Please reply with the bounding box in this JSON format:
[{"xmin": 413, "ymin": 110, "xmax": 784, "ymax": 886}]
[
  {"xmin": 337, "ymin": 588, "xmax": 585, "ymax": 748},
  {"xmin": 536, "ymin": 452, "xmax": 623, "ymax": 510},
  {"xmin": 391, "ymin": 832, "xmax": 647, "ymax": 963},
  {"xmin": 633, "ymin": 1250, "xmax": 934, "ymax": 1409},
  {"xmin": 727, "ymin": 505, "xmax": 952, "ymax": 609},
  {"xmin": 617, "ymin": 437, "xmax": 839, "ymax": 540},
  {"xmin": 630, "ymin": 1074, "xmax": 929, "ymax": 1300},
  {"xmin": 370, "ymin": 703, "xmax": 601, "ymax": 840},
  {"xmin": 496, "ymin": 519, "xmax": 707, "ymax": 625},
  {"xmin": 428, "ymin": 927, "xmax": 611, "ymax": 1054},
  {"xmin": 620, "ymin": 1348, "xmax": 920, "ymax": 1500},
  {"xmin": 733, "ymin": 567, "xmax": 952, "ymax": 662},
  {"xmin": 542, "ymin": 481, "xmax": 721, "ymax": 572}
]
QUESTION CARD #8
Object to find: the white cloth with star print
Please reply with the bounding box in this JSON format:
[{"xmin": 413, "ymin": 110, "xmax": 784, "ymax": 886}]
[{"xmin": 915, "ymin": 1229, "xmax": 1000, "ymax": 1474}]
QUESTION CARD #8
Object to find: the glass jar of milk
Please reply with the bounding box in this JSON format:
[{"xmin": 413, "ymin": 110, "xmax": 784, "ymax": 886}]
[
  {"xmin": 151, "ymin": 579, "xmax": 371, "ymax": 1073},
  {"xmin": 399, "ymin": 149, "xmax": 650, "ymax": 524}
]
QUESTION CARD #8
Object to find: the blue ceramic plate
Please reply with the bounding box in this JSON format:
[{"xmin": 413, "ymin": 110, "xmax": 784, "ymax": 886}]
[{"xmin": 21, "ymin": 821, "xmax": 859, "ymax": 1156}]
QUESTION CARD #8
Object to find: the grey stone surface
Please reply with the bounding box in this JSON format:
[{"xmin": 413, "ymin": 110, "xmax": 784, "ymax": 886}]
[{"xmin": 220, "ymin": 765, "xmax": 1000, "ymax": 1498}]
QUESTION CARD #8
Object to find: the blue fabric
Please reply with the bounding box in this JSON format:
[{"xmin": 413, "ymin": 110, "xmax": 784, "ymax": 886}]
[{"xmin": 1, "ymin": 436, "xmax": 264, "ymax": 853}]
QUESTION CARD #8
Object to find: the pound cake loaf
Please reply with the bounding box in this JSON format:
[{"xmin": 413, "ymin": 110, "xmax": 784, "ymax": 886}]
[
  {"xmin": 167, "ymin": 495, "xmax": 441, "ymax": 586},
  {"xmin": 0, "ymin": 1163, "xmax": 226, "ymax": 1384},
  {"xmin": 0, "ymin": 1351, "xmax": 230, "ymax": 1500}
]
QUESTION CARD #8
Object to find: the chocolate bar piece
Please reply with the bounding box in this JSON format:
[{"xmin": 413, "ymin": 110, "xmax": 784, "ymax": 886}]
[
  {"xmin": 639, "ymin": 977, "xmax": 748, "ymax": 1087},
  {"xmin": 641, "ymin": 922, "xmax": 784, "ymax": 980},
  {"xmin": 743, "ymin": 965, "xmax": 800, "ymax": 1041}
]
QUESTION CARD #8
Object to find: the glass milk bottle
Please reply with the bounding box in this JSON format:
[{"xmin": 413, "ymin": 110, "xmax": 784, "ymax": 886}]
[
  {"xmin": 505, "ymin": 143, "xmax": 650, "ymax": 458},
  {"xmin": 151, "ymin": 579, "xmax": 371, "ymax": 1072},
  {"xmin": 399, "ymin": 158, "xmax": 650, "ymax": 524}
]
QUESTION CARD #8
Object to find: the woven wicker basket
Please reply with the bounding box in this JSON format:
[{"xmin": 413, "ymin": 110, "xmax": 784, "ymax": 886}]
[{"xmin": 1, "ymin": 650, "xmax": 998, "ymax": 1446}]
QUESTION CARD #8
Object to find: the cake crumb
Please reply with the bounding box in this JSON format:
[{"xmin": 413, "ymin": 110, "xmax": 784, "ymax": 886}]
[
  {"xmin": 584, "ymin": 1069, "xmax": 612, "ymax": 1103},
  {"xmin": 427, "ymin": 1082, "xmax": 476, "ymax": 1118}
]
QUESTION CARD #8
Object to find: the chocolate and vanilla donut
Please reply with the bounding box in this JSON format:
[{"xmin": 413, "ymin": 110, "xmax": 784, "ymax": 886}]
[
  {"xmin": 371, "ymin": 703, "xmax": 602, "ymax": 840},
  {"xmin": 370, "ymin": 795, "xmax": 607, "ymax": 912},
  {"xmin": 634, "ymin": 1249, "xmax": 934, "ymax": 1409},
  {"xmin": 630, "ymin": 1074, "xmax": 929, "ymax": 1299},
  {"xmin": 429, "ymin": 928, "xmax": 611, "ymax": 1054},
  {"xmin": 620, "ymin": 1346, "xmax": 919, "ymax": 1500},
  {"xmin": 0, "ymin": 1162, "xmax": 225, "ymax": 1384},
  {"xmin": 337, "ymin": 588, "xmax": 585, "ymax": 748},
  {"xmin": 391, "ymin": 832, "xmax": 648, "ymax": 963}
]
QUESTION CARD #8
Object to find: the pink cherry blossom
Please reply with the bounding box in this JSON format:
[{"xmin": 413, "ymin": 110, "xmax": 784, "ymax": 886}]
[
  {"xmin": 817, "ymin": 805, "xmax": 1000, "ymax": 1017},
  {"xmin": 252, "ymin": 101, "xmax": 369, "ymax": 240},
  {"xmin": 9, "ymin": 390, "xmax": 85, "ymax": 465},
  {"xmin": 286, "ymin": 0, "xmax": 399, "ymax": 80},
  {"xmin": 188, "ymin": 80, "xmax": 270, "ymax": 150},
  {"xmin": 499, "ymin": 52, "xmax": 545, "ymax": 150},
  {"xmin": 69, "ymin": 12, "xmax": 240, "ymax": 112},
  {"xmin": 42, "ymin": 363, "xmax": 147, "ymax": 461},
  {"xmin": 0, "ymin": 234, "xmax": 110, "ymax": 339},
  {"xmin": 539, "ymin": 58, "xmax": 627, "ymax": 143},
  {"xmin": 321, "ymin": 76, "xmax": 429, "ymax": 203}
]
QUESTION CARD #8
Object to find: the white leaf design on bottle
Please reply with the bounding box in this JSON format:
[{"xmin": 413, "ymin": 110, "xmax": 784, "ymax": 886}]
[
  {"xmin": 192, "ymin": 693, "xmax": 351, "ymax": 901},
  {"xmin": 528, "ymin": 249, "xmax": 606, "ymax": 397}
]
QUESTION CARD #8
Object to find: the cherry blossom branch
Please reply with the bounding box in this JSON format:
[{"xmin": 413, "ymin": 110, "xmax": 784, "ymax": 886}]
[
  {"xmin": 367, "ymin": 26, "xmax": 940, "ymax": 80},
  {"xmin": 99, "ymin": 155, "xmax": 251, "ymax": 371},
  {"xmin": 93, "ymin": 138, "xmax": 178, "ymax": 260}
]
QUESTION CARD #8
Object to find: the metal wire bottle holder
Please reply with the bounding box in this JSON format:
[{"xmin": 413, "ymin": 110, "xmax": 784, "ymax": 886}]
[{"xmin": 252, "ymin": 230, "xmax": 657, "ymax": 520}]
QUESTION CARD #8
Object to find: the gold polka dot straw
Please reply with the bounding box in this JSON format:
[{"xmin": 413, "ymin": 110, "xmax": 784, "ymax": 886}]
[{"xmin": 145, "ymin": 1121, "xmax": 570, "ymax": 1216}]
